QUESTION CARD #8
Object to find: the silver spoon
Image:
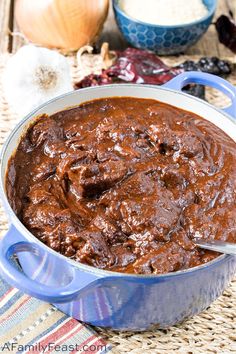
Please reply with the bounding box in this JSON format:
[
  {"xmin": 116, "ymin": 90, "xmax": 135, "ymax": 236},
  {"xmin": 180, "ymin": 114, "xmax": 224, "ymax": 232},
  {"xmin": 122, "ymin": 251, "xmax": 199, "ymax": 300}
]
[{"xmin": 194, "ymin": 238, "xmax": 236, "ymax": 255}]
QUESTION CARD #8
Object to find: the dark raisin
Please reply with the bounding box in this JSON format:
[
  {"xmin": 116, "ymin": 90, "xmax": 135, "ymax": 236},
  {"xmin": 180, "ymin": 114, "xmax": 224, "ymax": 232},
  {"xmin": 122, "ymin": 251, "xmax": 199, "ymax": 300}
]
[
  {"xmin": 176, "ymin": 57, "xmax": 232, "ymax": 77},
  {"xmin": 183, "ymin": 84, "xmax": 205, "ymax": 100}
]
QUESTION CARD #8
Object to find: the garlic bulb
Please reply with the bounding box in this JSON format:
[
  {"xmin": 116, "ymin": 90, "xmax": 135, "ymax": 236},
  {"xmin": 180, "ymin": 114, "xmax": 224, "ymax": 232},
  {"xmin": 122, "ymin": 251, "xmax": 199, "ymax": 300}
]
[
  {"xmin": 3, "ymin": 45, "xmax": 73, "ymax": 116},
  {"xmin": 15, "ymin": 0, "xmax": 109, "ymax": 51}
]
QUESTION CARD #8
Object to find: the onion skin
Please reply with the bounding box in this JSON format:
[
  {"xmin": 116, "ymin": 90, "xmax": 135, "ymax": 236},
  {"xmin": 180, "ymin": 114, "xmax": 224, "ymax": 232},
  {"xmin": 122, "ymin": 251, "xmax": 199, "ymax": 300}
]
[{"xmin": 15, "ymin": 0, "xmax": 109, "ymax": 51}]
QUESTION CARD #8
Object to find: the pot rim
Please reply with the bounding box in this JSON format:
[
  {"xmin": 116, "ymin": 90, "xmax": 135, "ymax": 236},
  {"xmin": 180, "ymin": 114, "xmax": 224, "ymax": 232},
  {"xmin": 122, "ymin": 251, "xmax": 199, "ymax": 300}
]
[{"xmin": 1, "ymin": 83, "xmax": 235, "ymax": 279}]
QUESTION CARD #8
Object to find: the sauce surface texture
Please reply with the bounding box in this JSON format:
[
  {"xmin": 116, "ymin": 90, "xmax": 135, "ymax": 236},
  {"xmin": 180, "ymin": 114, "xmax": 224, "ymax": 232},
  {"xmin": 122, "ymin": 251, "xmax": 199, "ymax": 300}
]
[{"xmin": 6, "ymin": 97, "xmax": 236, "ymax": 274}]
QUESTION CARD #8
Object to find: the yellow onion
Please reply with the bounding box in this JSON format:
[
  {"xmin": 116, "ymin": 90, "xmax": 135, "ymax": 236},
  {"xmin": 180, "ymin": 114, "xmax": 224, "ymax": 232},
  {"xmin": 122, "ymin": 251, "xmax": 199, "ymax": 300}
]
[{"xmin": 15, "ymin": 0, "xmax": 109, "ymax": 51}]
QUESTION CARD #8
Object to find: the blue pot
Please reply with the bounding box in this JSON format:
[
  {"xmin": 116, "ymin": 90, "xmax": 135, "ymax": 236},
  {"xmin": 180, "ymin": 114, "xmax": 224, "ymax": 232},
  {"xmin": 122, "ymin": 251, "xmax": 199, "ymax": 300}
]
[
  {"xmin": 113, "ymin": 0, "xmax": 217, "ymax": 55},
  {"xmin": 0, "ymin": 71, "xmax": 236, "ymax": 331}
]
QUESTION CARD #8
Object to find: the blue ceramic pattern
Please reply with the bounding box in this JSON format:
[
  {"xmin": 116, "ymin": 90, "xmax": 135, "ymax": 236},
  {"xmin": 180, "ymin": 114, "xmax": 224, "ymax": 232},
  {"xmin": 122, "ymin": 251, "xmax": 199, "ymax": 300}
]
[
  {"xmin": 0, "ymin": 72, "xmax": 236, "ymax": 331},
  {"xmin": 113, "ymin": 0, "xmax": 217, "ymax": 55}
]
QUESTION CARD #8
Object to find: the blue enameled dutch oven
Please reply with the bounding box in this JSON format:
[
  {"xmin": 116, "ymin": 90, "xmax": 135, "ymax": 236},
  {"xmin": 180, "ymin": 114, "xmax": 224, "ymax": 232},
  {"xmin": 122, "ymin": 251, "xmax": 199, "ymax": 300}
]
[{"xmin": 0, "ymin": 72, "xmax": 236, "ymax": 331}]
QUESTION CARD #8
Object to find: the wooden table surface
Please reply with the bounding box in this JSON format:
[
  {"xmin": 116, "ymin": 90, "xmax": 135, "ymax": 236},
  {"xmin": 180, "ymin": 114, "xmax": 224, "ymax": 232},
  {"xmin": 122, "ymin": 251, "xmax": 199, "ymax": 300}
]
[{"xmin": 0, "ymin": 0, "xmax": 235, "ymax": 59}]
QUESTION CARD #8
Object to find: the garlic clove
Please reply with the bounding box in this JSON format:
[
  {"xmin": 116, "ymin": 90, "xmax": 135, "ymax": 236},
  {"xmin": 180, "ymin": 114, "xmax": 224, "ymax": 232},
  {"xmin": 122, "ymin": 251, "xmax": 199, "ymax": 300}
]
[{"xmin": 3, "ymin": 45, "xmax": 73, "ymax": 117}]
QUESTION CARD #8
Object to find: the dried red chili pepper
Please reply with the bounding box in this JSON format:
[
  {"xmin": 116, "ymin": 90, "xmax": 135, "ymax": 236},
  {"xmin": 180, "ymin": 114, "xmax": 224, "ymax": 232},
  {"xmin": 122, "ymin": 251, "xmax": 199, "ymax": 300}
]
[
  {"xmin": 74, "ymin": 48, "xmax": 231, "ymax": 101},
  {"xmin": 106, "ymin": 48, "xmax": 182, "ymax": 84},
  {"xmin": 75, "ymin": 48, "xmax": 183, "ymax": 89},
  {"xmin": 215, "ymin": 15, "xmax": 236, "ymax": 53}
]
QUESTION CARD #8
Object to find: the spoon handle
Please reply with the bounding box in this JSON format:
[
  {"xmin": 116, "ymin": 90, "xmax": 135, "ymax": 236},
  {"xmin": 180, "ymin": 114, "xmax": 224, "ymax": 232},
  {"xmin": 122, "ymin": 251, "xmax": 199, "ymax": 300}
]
[{"xmin": 194, "ymin": 238, "xmax": 236, "ymax": 255}]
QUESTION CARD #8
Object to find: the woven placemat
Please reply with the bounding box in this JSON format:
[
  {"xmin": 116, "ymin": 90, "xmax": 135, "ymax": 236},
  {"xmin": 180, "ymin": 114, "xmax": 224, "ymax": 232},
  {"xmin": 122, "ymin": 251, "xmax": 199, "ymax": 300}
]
[{"xmin": 0, "ymin": 52, "xmax": 235, "ymax": 354}]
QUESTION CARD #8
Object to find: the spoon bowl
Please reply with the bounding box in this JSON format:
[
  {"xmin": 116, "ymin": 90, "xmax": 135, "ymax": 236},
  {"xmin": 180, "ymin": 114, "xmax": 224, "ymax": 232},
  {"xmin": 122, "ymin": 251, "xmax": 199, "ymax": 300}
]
[{"xmin": 194, "ymin": 238, "xmax": 236, "ymax": 255}]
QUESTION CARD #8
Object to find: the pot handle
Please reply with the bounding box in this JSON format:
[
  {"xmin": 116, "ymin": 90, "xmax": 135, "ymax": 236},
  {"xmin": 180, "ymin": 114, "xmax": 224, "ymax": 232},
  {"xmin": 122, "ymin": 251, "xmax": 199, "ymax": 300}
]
[
  {"xmin": 0, "ymin": 226, "xmax": 103, "ymax": 303},
  {"xmin": 163, "ymin": 71, "xmax": 236, "ymax": 119}
]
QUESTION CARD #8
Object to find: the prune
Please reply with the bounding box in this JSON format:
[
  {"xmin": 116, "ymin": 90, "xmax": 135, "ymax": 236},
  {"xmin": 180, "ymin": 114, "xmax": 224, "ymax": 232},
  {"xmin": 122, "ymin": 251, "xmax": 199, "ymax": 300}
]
[
  {"xmin": 178, "ymin": 60, "xmax": 198, "ymax": 71},
  {"xmin": 177, "ymin": 57, "xmax": 231, "ymax": 76},
  {"xmin": 183, "ymin": 85, "xmax": 205, "ymax": 100}
]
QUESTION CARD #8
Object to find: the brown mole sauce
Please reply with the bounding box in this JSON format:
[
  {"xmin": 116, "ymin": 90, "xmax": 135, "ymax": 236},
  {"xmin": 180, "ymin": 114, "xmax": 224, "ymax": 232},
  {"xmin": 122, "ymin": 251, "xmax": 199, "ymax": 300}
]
[{"xmin": 6, "ymin": 97, "xmax": 236, "ymax": 274}]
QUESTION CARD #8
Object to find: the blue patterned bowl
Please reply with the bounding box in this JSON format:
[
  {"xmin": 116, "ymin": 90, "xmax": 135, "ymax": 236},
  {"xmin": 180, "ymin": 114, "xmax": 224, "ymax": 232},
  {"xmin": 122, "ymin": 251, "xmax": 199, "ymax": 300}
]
[{"xmin": 113, "ymin": 0, "xmax": 217, "ymax": 55}]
